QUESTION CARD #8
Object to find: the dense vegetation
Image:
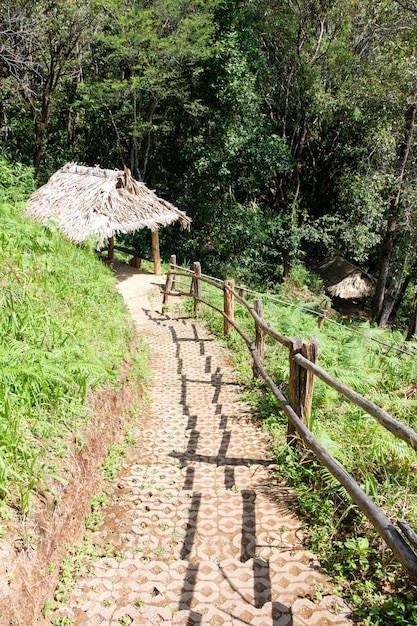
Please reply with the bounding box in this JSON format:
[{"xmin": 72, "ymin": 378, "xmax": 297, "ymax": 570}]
[
  {"xmin": 2, "ymin": 1, "xmax": 417, "ymax": 620},
  {"xmin": 195, "ymin": 274, "xmax": 417, "ymax": 624},
  {"xmin": 2, "ymin": 0, "xmax": 417, "ymax": 331},
  {"xmin": 0, "ymin": 158, "xmax": 134, "ymax": 519}
]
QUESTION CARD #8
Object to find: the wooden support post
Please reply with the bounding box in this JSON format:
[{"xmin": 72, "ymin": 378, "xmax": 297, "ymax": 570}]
[
  {"xmin": 238, "ymin": 285, "xmax": 247, "ymax": 299},
  {"xmin": 317, "ymin": 309, "xmax": 327, "ymax": 329},
  {"xmin": 193, "ymin": 261, "xmax": 202, "ymax": 316},
  {"xmin": 288, "ymin": 336, "xmax": 303, "ymax": 444},
  {"xmin": 223, "ymin": 279, "xmax": 235, "ymax": 336},
  {"xmin": 171, "ymin": 254, "xmax": 176, "ymax": 294},
  {"xmin": 108, "ymin": 236, "xmax": 114, "ymax": 261},
  {"xmin": 163, "ymin": 254, "xmax": 176, "ymax": 306},
  {"xmin": 151, "ymin": 229, "xmax": 161, "ymax": 275},
  {"xmin": 300, "ymin": 338, "xmax": 319, "ymax": 429},
  {"xmin": 288, "ymin": 336, "xmax": 319, "ymax": 442},
  {"xmin": 129, "ymin": 256, "xmax": 142, "ymax": 269},
  {"xmin": 253, "ymin": 298, "xmax": 265, "ymax": 379}
]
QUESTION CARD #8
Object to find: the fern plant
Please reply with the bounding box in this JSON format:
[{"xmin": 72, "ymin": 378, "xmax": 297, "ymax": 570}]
[{"xmin": 0, "ymin": 163, "xmax": 137, "ymax": 516}]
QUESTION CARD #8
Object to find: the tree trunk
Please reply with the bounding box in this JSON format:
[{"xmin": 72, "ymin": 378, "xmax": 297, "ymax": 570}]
[
  {"xmin": 391, "ymin": 273, "xmax": 412, "ymax": 319},
  {"xmin": 372, "ymin": 99, "xmax": 417, "ymax": 323},
  {"xmin": 372, "ymin": 198, "xmax": 398, "ymax": 321},
  {"xmin": 283, "ymin": 248, "xmax": 291, "ymax": 280},
  {"xmin": 33, "ymin": 98, "xmax": 52, "ymax": 178},
  {"xmin": 406, "ymin": 292, "xmax": 417, "ymax": 341},
  {"xmin": 377, "ymin": 255, "xmax": 408, "ymax": 327}
]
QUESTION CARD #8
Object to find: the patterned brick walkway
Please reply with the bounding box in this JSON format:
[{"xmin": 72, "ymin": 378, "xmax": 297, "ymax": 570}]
[{"xmin": 52, "ymin": 265, "xmax": 353, "ymax": 626}]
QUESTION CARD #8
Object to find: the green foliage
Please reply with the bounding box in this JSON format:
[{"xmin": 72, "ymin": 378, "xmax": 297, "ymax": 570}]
[
  {"xmin": 66, "ymin": 0, "xmax": 220, "ymax": 180},
  {"xmin": 4, "ymin": 0, "xmax": 417, "ymax": 326},
  {"xmin": 0, "ymin": 158, "xmax": 35, "ymax": 202},
  {"xmin": 359, "ymin": 592, "xmax": 417, "ymax": 626},
  {"xmin": 86, "ymin": 492, "xmax": 110, "ymax": 531},
  {"xmin": 310, "ymin": 172, "xmax": 386, "ymax": 265},
  {"xmin": 0, "ymin": 169, "xmax": 135, "ymax": 514},
  {"xmin": 195, "ymin": 266, "xmax": 417, "ymax": 620}
]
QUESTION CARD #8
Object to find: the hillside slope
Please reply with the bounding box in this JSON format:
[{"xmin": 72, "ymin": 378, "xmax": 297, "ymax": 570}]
[{"xmin": 0, "ymin": 164, "xmax": 146, "ymax": 623}]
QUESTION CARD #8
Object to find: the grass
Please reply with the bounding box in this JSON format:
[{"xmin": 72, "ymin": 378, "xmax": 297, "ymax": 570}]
[
  {"xmin": 182, "ymin": 268, "xmax": 417, "ymax": 623},
  {"xmin": 0, "ymin": 166, "xmax": 138, "ymax": 518},
  {"xmin": 3, "ymin": 158, "xmax": 417, "ymax": 622}
]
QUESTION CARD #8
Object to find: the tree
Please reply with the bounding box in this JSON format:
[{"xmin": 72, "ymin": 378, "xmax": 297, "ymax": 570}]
[
  {"xmin": 372, "ymin": 98, "xmax": 417, "ymax": 325},
  {"xmin": 71, "ymin": 0, "xmax": 219, "ymax": 182},
  {"xmin": 3, "ymin": 0, "xmax": 417, "ymax": 310},
  {"xmin": 0, "ymin": 0, "xmax": 99, "ymax": 176},
  {"xmin": 255, "ymin": 0, "xmax": 417, "ymax": 324},
  {"xmin": 254, "ymin": 0, "xmax": 377, "ymax": 266},
  {"xmin": 161, "ymin": 3, "xmax": 294, "ymax": 278},
  {"xmin": 355, "ymin": 1, "xmax": 417, "ymax": 325}
]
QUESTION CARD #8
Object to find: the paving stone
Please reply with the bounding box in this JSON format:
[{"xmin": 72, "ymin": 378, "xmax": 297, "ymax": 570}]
[{"xmin": 50, "ymin": 267, "xmax": 353, "ymax": 626}]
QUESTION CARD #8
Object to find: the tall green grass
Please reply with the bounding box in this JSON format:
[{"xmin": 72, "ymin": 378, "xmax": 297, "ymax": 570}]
[
  {"xmin": 193, "ymin": 272, "xmax": 417, "ymax": 620},
  {"xmin": 0, "ymin": 162, "xmax": 134, "ymax": 516}
]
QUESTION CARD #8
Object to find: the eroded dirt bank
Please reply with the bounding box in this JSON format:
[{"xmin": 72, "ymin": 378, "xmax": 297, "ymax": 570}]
[
  {"xmin": 0, "ymin": 263, "xmax": 156, "ymax": 626},
  {"xmin": 0, "ymin": 361, "xmax": 144, "ymax": 626}
]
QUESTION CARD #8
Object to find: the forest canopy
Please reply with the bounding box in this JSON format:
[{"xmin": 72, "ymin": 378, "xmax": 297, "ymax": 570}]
[{"xmin": 1, "ymin": 0, "xmax": 417, "ymax": 331}]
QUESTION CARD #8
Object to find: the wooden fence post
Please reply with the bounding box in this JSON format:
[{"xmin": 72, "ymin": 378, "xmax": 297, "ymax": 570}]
[
  {"xmin": 253, "ymin": 298, "xmax": 265, "ymax": 379},
  {"xmin": 163, "ymin": 254, "xmax": 176, "ymax": 306},
  {"xmin": 288, "ymin": 336, "xmax": 319, "ymax": 442},
  {"xmin": 224, "ymin": 279, "xmax": 235, "ymax": 336},
  {"xmin": 238, "ymin": 285, "xmax": 247, "ymax": 298},
  {"xmin": 317, "ymin": 309, "xmax": 327, "ymax": 329},
  {"xmin": 193, "ymin": 261, "xmax": 202, "ymax": 316},
  {"xmin": 288, "ymin": 336, "xmax": 303, "ymax": 444},
  {"xmin": 300, "ymin": 338, "xmax": 319, "ymax": 429}
]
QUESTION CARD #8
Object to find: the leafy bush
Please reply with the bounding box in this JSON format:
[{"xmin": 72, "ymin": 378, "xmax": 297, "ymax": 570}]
[
  {"xmin": 0, "ymin": 166, "xmax": 135, "ymax": 514},
  {"xmin": 0, "ymin": 157, "xmax": 35, "ymax": 203},
  {"xmin": 194, "ymin": 268, "xmax": 417, "ymax": 621}
]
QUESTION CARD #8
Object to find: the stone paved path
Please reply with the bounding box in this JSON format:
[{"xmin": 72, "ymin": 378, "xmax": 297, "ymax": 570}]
[{"xmin": 52, "ymin": 264, "xmax": 353, "ymax": 626}]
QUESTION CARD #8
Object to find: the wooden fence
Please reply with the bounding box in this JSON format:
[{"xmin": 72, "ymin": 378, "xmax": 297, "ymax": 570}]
[{"xmin": 163, "ymin": 255, "xmax": 417, "ymax": 582}]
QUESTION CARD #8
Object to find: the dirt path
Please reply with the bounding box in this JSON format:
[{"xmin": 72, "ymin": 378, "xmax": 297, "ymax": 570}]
[{"xmin": 51, "ymin": 263, "xmax": 353, "ymax": 626}]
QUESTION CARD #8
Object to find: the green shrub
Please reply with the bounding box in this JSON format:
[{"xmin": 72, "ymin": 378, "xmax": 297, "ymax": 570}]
[
  {"xmin": 195, "ymin": 271, "xmax": 417, "ymax": 621},
  {"xmin": 0, "ymin": 165, "xmax": 136, "ymax": 514}
]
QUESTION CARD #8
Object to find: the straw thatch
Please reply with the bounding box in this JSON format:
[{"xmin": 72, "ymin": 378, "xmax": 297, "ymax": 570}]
[
  {"xmin": 25, "ymin": 163, "xmax": 190, "ymax": 245},
  {"xmin": 317, "ymin": 256, "xmax": 376, "ymax": 299}
]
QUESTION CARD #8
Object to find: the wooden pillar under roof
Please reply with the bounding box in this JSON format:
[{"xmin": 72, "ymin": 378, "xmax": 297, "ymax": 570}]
[
  {"xmin": 151, "ymin": 229, "xmax": 161, "ymax": 275},
  {"xmin": 108, "ymin": 236, "xmax": 114, "ymax": 261}
]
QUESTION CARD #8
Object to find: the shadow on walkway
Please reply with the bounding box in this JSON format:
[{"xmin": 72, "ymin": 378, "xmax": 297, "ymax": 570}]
[{"xmin": 137, "ymin": 308, "xmax": 342, "ymax": 625}]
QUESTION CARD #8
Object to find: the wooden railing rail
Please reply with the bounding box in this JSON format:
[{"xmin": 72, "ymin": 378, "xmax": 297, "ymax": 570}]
[
  {"xmin": 250, "ymin": 344, "xmax": 417, "ymax": 582},
  {"xmin": 295, "ymin": 354, "xmax": 417, "ymax": 451},
  {"xmin": 162, "ymin": 258, "xmax": 417, "ymax": 582},
  {"xmin": 165, "ymin": 260, "xmax": 417, "ymax": 450}
]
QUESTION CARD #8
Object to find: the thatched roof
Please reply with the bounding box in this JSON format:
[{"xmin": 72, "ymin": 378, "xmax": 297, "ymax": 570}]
[
  {"xmin": 317, "ymin": 256, "xmax": 376, "ymax": 299},
  {"xmin": 25, "ymin": 163, "xmax": 190, "ymax": 245}
]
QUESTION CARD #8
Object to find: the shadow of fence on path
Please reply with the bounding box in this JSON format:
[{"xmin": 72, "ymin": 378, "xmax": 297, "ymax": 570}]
[{"xmin": 143, "ymin": 309, "xmax": 297, "ymax": 625}]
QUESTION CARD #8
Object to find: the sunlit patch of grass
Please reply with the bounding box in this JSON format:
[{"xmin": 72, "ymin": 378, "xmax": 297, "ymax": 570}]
[
  {"xmin": 191, "ymin": 268, "xmax": 417, "ymax": 620},
  {"xmin": 0, "ymin": 191, "xmax": 139, "ymax": 515}
]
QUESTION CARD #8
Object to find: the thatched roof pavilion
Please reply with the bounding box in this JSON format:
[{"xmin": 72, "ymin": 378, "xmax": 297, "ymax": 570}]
[
  {"xmin": 317, "ymin": 256, "xmax": 376, "ymax": 300},
  {"xmin": 25, "ymin": 163, "xmax": 191, "ymax": 274}
]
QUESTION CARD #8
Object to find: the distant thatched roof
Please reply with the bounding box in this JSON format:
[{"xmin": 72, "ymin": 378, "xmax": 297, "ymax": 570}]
[
  {"xmin": 25, "ymin": 163, "xmax": 190, "ymax": 245},
  {"xmin": 317, "ymin": 256, "xmax": 376, "ymax": 299}
]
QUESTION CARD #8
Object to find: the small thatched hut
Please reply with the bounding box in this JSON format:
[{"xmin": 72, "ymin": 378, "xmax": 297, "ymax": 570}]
[
  {"xmin": 317, "ymin": 256, "xmax": 376, "ymax": 300},
  {"xmin": 25, "ymin": 163, "xmax": 191, "ymax": 275}
]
